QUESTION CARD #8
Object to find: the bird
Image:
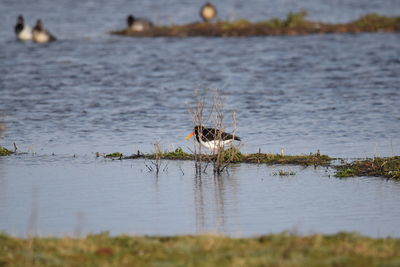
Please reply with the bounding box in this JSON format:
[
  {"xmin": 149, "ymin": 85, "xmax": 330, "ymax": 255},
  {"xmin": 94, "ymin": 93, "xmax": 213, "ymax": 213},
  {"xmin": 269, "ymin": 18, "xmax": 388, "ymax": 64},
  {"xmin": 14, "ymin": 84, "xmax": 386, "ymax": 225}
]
[
  {"xmin": 127, "ymin": 15, "xmax": 153, "ymax": 32},
  {"xmin": 185, "ymin": 125, "xmax": 241, "ymax": 152},
  {"xmin": 200, "ymin": 2, "xmax": 217, "ymax": 23},
  {"xmin": 32, "ymin": 19, "xmax": 56, "ymax": 43},
  {"xmin": 14, "ymin": 15, "xmax": 32, "ymax": 41}
]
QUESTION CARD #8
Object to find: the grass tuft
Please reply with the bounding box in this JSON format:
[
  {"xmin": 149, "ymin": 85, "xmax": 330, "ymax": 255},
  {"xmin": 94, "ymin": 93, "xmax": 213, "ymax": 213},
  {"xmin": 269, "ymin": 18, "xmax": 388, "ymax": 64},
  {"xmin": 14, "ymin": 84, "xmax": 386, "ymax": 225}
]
[
  {"xmin": 0, "ymin": 145, "xmax": 13, "ymax": 156},
  {"xmin": 105, "ymin": 152, "xmax": 123, "ymax": 158},
  {"xmin": 335, "ymin": 157, "xmax": 400, "ymax": 179},
  {"xmin": 240, "ymin": 152, "xmax": 332, "ymax": 166},
  {"xmin": 351, "ymin": 13, "xmax": 400, "ymax": 30},
  {"xmin": 284, "ymin": 9, "xmax": 309, "ymax": 27}
]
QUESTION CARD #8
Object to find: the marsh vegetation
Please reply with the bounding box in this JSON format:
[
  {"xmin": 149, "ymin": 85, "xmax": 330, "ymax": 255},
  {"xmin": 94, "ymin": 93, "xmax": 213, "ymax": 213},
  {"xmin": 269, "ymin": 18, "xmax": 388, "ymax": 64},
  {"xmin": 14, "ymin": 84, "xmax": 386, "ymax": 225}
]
[
  {"xmin": 335, "ymin": 156, "xmax": 400, "ymax": 179},
  {"xmin": 111, "ymin": 12, "xmax": 400, "ymax": 37}
]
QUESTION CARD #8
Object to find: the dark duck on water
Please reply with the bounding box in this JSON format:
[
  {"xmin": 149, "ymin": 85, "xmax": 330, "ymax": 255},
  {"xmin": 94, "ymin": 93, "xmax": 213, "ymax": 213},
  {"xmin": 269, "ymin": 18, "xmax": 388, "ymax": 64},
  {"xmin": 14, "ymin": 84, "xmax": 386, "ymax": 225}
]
[
  {"xmin": 32, "ymin": 19, "xmax": 56, "ymax": 43},
  {"xmin": 127, "ymin": 15, "xmax": 153, "ymax": 32},
  {"xmin": 14, "ymin": 15, "xmax": 32, "ymax": 41},
  {"xmin": 185, "ymin": 125, "xmax": 241, "ymax": 152}
]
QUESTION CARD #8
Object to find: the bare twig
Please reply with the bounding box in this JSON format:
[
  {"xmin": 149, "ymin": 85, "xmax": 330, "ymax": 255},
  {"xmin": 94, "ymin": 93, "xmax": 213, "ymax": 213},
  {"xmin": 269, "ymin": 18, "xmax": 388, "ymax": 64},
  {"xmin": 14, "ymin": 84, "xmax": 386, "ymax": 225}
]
[
  {"xmin": 179, "ymin": 166, "xmax": 185, "ymax": 176},
  {"xmin": 144, "ymin": 160, "xmax": 153, "ymax": 172},
  {"xmin": 162, "ymin": 162, "xmax": 169, "ymax": 172},
  {"xmin": 188, "ymin": 88, "xmax": 240, "ymax": 175}
]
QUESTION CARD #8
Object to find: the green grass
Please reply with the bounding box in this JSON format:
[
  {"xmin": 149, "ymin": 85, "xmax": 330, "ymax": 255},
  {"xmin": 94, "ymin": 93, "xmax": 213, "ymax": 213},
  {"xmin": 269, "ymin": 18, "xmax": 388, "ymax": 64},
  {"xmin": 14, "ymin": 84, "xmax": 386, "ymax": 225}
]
[
  {"xmin": 283, "ymin": 9, "xmax": 309, "ymax": 27},
  {"xmin": 107, "ymin": 148, "xmax": 333, "ymax": 166},
  {"xmin": 335, "ymin": 168, "xmax": 359, "ymax": 178},
  {"xmin": 1, "ymin": 232, "xmax": 400, "ymax": 266},
  {"xmin": 240, "ymin": 152, "xmax": 332, "ymax": 166},
  {"xmin": 273, "ymin": 169, "xmax": 297, "ymax": 176},
  {"xmin": 335, "ymin": 156, "xmax": 400, "ymax": 179},
  {"xmin": 149, "ymin": 147, "xmax": 193, "ymax": 160},
  {"xmin": 105, "ymin": 152, "xmax": 123, "ymax": 158},
  {"xmin": 0, "ymin": 145, "xmax": 13, "ymax": 156},
  {"xmin": 351, "ymin": 13, "xmax": 400, "ymax": 30}
]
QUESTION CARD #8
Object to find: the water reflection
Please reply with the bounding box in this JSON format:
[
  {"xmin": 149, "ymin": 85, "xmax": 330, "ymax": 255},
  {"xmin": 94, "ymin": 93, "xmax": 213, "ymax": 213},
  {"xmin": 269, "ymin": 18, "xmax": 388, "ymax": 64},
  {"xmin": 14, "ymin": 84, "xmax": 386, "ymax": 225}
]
[
  {"xmin": 27, "ymin": 187, "xmax": 39, "ymax": 237},
  {"xmin": 193, "ymin": 163, "xmax": 206, "ymax": 233},
  {"xmin": 192, "ymin": 162, "xmax": 240, "ymax": 234},
  {"xmin": 0, "ymin": 120, "xmax": 4, "ymax": 138},
  {"xmin": 0, "ymin": 159, "xmax": 7, "ymax": 226},
  {"xmin": 0, "ymin": 119, "xmax": 7, "ymax": 227}
]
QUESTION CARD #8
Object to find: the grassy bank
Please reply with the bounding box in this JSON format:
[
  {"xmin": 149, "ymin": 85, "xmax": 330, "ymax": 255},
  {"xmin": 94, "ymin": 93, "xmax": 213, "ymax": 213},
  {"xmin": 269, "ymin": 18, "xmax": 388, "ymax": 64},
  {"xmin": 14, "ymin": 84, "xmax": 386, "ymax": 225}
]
[
  {"xmin": 335, "ymin": 156, "xmax": 400, "ymax": 179},
  {"xmin": 106, "ymin": 148, "xmax": 333, "ymax": 166},
  {"xmin": 1, "ymin": 232, "xmax": 400, "ymax": 266},
  {"xmin": 111, "ymin": 12, "xmax": 400, "ymax": 37}
]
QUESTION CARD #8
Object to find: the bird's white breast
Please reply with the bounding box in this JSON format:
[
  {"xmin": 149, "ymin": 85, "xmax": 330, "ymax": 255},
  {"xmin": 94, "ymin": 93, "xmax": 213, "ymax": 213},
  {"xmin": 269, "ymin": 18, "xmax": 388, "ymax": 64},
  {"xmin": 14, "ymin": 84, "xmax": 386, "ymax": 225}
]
[
  {"xmin": 18, "ymin": 26, "xmax": 32, "ymax": 41},
  {"xmin": 199, "ymin": 139, "xmax": 233, "ymax": 150},
  {"xmin": 33, "ymin": 31, "xmax": 50, "ymax": 43},
  {"xmin": 202, "ymin": 6, "xmax": 216, "ymax": 20}
]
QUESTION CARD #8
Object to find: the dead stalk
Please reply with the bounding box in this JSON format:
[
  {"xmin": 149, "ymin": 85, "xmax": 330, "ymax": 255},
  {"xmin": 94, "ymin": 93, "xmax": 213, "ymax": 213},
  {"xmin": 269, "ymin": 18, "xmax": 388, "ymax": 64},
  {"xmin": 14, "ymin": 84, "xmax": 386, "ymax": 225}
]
[
  {"xmin": 189, "ymin": 89, "xmax": 239, "ymax": 175},
  {"xmin": 144, "ymin": 141, "xmax": 164, "ymax": 174}
]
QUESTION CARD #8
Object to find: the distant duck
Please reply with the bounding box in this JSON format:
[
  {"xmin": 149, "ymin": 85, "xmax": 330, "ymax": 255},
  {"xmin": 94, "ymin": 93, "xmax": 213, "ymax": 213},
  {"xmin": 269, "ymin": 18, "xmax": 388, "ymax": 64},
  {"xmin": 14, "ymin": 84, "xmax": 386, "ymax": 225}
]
[
  {"xmin": 127, "ymin": 15, "xmax": 153, "ymax": 32},
  {"xmin": 14, "ymin": 15, "xmax": 32, "ymax": 41},
  {"xmin": 32, "ymin": 19, "xmax": 56, "ymax": 43},
  {"xmin": 200, "ymin": 2, "xmax": 217, "ymax": 22}
]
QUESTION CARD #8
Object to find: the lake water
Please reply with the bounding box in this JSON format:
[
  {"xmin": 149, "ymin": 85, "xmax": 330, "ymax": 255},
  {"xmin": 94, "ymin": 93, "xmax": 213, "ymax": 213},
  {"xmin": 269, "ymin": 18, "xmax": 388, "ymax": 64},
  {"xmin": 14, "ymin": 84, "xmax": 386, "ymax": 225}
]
[{"xmin": 1, "ymin": 0, "xmax": 400, "ymax": 237}]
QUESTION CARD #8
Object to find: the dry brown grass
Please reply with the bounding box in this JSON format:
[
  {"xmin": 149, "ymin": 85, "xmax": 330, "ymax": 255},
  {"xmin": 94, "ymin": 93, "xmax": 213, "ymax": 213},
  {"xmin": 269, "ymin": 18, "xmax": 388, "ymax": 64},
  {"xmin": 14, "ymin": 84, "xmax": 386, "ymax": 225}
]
[{"xmin": 2, "ymin": 232, "xmax": 400, "ymax": 266}]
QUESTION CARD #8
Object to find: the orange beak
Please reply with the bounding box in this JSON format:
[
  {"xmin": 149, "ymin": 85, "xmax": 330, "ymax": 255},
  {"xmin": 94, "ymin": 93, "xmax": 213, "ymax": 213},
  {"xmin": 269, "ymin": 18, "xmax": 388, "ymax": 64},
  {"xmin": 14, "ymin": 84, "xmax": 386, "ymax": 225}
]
[{"xmin": 185, "ymin": 132, "xmax": 195, "ymax": 140}]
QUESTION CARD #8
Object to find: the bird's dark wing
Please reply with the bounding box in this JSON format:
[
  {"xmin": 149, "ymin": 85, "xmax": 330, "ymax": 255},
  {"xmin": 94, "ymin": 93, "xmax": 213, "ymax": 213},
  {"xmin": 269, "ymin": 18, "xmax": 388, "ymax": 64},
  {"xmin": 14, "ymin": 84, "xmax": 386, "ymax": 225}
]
[{"xmin": 202, "ymin": 127, "xmax": 240, "ymax": 141}]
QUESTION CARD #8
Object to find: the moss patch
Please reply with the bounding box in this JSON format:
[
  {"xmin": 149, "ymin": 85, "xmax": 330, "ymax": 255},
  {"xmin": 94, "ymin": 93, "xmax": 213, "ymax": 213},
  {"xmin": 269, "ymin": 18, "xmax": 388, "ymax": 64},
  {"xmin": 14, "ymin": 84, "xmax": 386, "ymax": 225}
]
[
  {"xmin": 0, "ymin": 146, "xmax": 13, "ymax": 156},
  {"xmin": 240, "ymin": 152, "xmax": 332, "ymax": 166},
  {"xmin": 335, "ymin": 157, "xmax": 400, "ymax": 179},
  {"xmin": 1, "ymin": 232, "xmax": 400, "ymax": 266},
  {"xmin": 105, "ymin": 152, "xmax": 123, "ymax": 158},
  {"xmin": 111, "ymin": 12, "xmax": 400, "ymax": 37}
]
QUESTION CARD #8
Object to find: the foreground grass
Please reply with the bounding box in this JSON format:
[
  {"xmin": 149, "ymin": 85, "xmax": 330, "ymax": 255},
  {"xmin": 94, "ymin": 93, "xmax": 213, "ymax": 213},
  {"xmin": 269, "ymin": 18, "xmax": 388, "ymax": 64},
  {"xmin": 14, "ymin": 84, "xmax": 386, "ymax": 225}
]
[
  {"xmin": 335, "ymin": 156, "xmax": 400, "ymax": 179},
  {"xmin": 111, "ymin": 12, "xmax": 400, "ymax": 37},
  {"xmin": 1, "ymin": 232, "xmax": 400, "ymax": 266}
]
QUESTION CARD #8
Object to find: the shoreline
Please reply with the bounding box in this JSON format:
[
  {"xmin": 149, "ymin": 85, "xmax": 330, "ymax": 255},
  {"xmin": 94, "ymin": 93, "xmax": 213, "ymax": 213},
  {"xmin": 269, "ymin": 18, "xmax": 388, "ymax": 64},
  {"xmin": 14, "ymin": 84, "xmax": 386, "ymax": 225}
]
[{"xmin": 2, "ymin": 145, "xmax": 399, "ymax": 179}]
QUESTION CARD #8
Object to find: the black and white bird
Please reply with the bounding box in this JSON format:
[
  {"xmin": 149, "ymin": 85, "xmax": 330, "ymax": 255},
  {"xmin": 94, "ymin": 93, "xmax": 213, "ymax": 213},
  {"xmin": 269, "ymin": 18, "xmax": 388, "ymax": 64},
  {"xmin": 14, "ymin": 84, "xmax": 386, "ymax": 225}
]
[
  {"xmin": 14, "ymin": 15, "xmax": 32, "ymax": 41},
  {"xmin": 200, "ymin": 2, "xmax": 217, "ymax": 22},
  {"xmin": 32, "ymin": 19, "xmax": 56, "ymax": 43},
  {"xmin": 185, "ymin": 125, "xmax": 241, "ymax": 152},
  {"xmin": 127, "ymin": 15, "xmax": 153, "ymax": 32}
]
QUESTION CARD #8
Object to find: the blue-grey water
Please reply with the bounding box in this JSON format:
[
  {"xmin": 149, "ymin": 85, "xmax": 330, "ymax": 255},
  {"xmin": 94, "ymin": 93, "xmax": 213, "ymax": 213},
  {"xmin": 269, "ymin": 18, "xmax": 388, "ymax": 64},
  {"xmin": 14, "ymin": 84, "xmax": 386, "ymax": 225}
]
[{"xmin": 1, "ymin": 0, "xmax": 400, "ymax": 237}]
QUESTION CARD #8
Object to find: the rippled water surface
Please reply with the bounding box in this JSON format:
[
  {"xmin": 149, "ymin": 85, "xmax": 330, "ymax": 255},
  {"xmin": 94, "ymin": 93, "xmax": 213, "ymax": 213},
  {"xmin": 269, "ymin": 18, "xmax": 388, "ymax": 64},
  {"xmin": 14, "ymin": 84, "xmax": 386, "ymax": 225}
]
[{"xmin": 1, "ymin": 0, "xmax": 400, "ymax": 237}]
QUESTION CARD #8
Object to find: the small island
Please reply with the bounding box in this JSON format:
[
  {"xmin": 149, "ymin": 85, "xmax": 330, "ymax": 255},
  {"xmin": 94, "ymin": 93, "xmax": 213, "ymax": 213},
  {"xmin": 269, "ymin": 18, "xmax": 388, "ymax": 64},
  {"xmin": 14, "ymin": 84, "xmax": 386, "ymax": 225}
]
[{"xmin": 111, "ymin": 12, "xmax": 400, "ymax": 37}]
